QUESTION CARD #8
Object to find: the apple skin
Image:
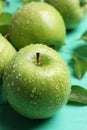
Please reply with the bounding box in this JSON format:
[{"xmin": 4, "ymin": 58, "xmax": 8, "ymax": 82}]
[
  {"xmin": 9, "ymin": 2, "xmax": 66, "ymax": 51},
  {"xmin": 45, "ymin": 0, "xmax": 87, "ymax": 29},
  {"xmin": 0, "ymin": 34, "xmax": 16, "ymax": 82},
  {"xmin": 3, "ymin": 44, "xmax": 71, "ymax": 119}
]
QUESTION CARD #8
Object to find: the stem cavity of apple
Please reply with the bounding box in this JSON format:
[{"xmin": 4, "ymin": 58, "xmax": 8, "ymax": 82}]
[
  {"xmin": 80, "ymin": 1, "xmax": 87, "ymax": 6},
  {"xmin": 36, "ymin": 52, "xmax": 41, "ymax": 66}
]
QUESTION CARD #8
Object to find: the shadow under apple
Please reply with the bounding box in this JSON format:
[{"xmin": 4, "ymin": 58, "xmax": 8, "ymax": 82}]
[{"xmin": 0, "ymin": 103, "xmax": 53, "ymax": 130}]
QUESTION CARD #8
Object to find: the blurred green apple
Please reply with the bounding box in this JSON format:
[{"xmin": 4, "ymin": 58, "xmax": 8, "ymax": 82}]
[
  {"xmin": 9, "ymin": 2, "xmax": 66, "ymax": 50},
  {"xmin": 45, "ymin": 0, "xmax": 87, "ymax": 29},
  {"xmin": 0, "ymin": 34, "xmax": 16, "ymax": 82},
  {"xmin": 3, "ymin": 44, "xmax": 71, "ymax": 119}
]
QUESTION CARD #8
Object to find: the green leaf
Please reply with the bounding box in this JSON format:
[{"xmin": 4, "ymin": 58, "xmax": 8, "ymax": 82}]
[
  {"xmin": 72, "ymin": 44, "xmax": 87, "ymax": 60},
  {"xmin": 0, "ymin": 12, "xmax": 12, "ymax": 35},
  {"xmin": 72, "ymin": 54, "xmax": 87, "ymax": 79},
  {"xmin": 69, "ymin": 85, "xmax": 87, "ymax": 104},
  {"xmin": 80, "ymin": 30, "xmax": 87, "ymax": 42}
]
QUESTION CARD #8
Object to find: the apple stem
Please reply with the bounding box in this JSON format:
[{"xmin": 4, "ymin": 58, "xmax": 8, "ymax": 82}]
[
  {"xmin": 4, "ymin": 33, "xmax": 10, "ymax": 38},
  {"xmin": 36, "ymin": 52, "xmax": 41, "ymax": 66}
]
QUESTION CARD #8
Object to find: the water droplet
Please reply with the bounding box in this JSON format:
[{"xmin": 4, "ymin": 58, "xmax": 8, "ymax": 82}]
[
  {"xmin": 13, "ymin": 69, "xmax": 15, "ymax": 73},
  {"xmin": 4, "ymin": 71, "xmax": 7, "ymax": 76},
  {"xmin": 26, "ymin": 21, "xmax": 29, "ymax": 24},
  {"xmin": 19, "ymin": 62, "xmax": 22, "ymax": 65},
  {"xmin": 30, "ymin": 101, "xmax": 33, "ymax": 104},
  {"xmin": 55, "ymin": 87, "xmax": 58, "ymax": 90},
  {"xmin": 24, "ymin": 78, "xmax": 27, "ymax": 81},
  {"xmin": 50, "ymin": 100, "xmax": 53, "ymax": 104},
  {"xmin": 16, "ymin": 92, "xmax": 19, "ymax": 96},
  {"xmin": 31, "ymin": 93, "xmax": 34, "ymax": 98},
  {"xmin": 7, "ymin": 83, "xmax": 10, "ymax": 87},
  {"xmin": 35, "ymin": 73, "xmax": 39, "ymax": 76},
  {"xmin": 16, "ymin": 76, "xmax": 19, "ymax": 79},
  {"xmin": 26, "ymin": 108, "xmax": 30, "ymax": 112},
  {"xmin": 11, "ymin": 82, "xmax": 14, "ymax": 86},
  {"xmin": 10, "ymin": 74, "xmax": 13, "ymax": 78},
  {"xmin": 48, "ymin": 106, "xmax": 52, "ymax": 109},
  {"xmin": 28, "ymin": 80, "xmax": 31, "ymax": 83},
  {"xmin": 18, "ymin": 73, "xmax": 21, "ymax": 77},
  {"xmin": 41, "ymin": 88, "xmax": 44, "ymax": 92},
  {"xmin": 56, "ymin": 95, "xmax": 59, "ymax": 98},
  {"xmin": 35, "ymin": 95, "xmax": 37, "ymax": 99},
  {"xmin": 17, "ymin": 87, "xmax": 20, "ymax": 92},
  {"xmin": 7, "ymin": 75, "xmax": 10, "ymax": 78},
  {"xmin": 34, "ymin": 102, "xmax": 36, "ymax": 105},
  {"xmin": 32, "ymin": 88, "xmax": 36, "ymax": 93},
  {"xmin": 5, "ymin": 77, "xmax": 8, "ymax": 80},
  {"xmin": 13, "ymin": 65, "xmax": 16, "ymax": 69}
]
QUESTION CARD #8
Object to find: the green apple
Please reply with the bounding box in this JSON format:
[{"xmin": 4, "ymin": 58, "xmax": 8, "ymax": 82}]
[
  {"xmin": 0, "ymin": 34, "xmax": 16, "ymax": 82},
  {"xmin": 45, "ymin": 0, "xmax": 87, "ymax": 29},
  {"xmin": 9, "ymin": 2, "xmax": 66, "ymax": 51},
  {"xmin": 3, "ymin": 44, "xmax": 71, "ymax": 119}
]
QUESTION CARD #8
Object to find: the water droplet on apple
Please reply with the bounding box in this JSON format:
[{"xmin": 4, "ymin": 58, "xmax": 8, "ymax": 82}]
[
  {"xmin": 31, "ymin": 79, "xmax": 35, "ymax": 82},
  {"xmin": 4, "ymin": 71, "xmax": 7, "ymax": 76},
  {"xmin": 55, "ymin": 87, "xmax": 58, "ymax": 90},
  {"xmin": 35, "ymin": 95, "xmax": 37, "ymax": 99},
  {"xmin": 16, "ymin": 92, "xmax": 19, "ymax": 96},
  {"xmin": 28, "ymin": 80, "xmax": 31, "ymax": 83},
  {"xmin": 30, "ymin": 101, "xmax": 33, "ymax": 104},
  {"xmin": 18, "ymin": 73, "xmax": 21, "ymax": 77},
  {"xmin": 42, "ymin": 81, "xmax": 45, "ymax": 85},
  {"xmin": 50, "ymin": 100, "xmax": 53, "ymax": 104},
  {"xmin": 32, "ymin": 88, "xmax": 36, "ymax": 93},
  {"xmin": 7, "ymin": 83, "xmax": 10, "ymax": 87},
  {"xmin": 24, "ymin": 78, "xmax": 27, "ymax": 81},
  {"xmin": 56, "ymin": 95, "xmax": 59, "ymax": 98},
  {"xmin": 42, "ymin": 88, "xmax": 44, "ymax": 92},
  {"xmin": 5, "ymin": 76, "xmax": 8, "ymax": 80},
  {"xmin": 7, "ymin": 74, "xmax": 10, "ymax": 78},
  {"xmin": 11, "ymin": 82, "xmax": 14, "ymax": 86},
  {"xmin": 34, "ymin": 102, "xmax": 36, "ymax": 105},
  {"xmin": 12, "ymin": 65, "xmax": 15, "ymax": 68},
  {"xmin": 19, "ymin": 62, "xmax": 22, "ymax": 65},
  {"xmin": 1, "ymin": 59, "xmax": 3, "ymax": 62},
  {"xmin": 36, "ymin": 73, "xmax": 39, "ymax": 76},
  {"xmin": 48, "ymin": 106, "xmax": 52, "ymax": 109},
  {"xmin": 26, "ymin": 108, "xmax": 30, "ymax": 112},
  {"xmin": 26, "ymin": 21, "xmax": 29, "ymax": 24},
  {"xmin": 0, "ymin": 64, "xmax": 2, "ymax": 67},
  {"xmin": 10, "ymin": 74, "xmax": 13, "ymax": 78},
  {"xmin": 31, "ymin": 93, "xmax": 34, "ymax": 98},
  {"xmin": 19, "ymin": 51, "xmax": 23, "ymax": 55},
  {"xmin": 17, "ymin": 87, "xmax": 20, "ymax": 92},
  {"xmin": 16, "ymin": 76, "xmax": 19, "ymax": 79}
]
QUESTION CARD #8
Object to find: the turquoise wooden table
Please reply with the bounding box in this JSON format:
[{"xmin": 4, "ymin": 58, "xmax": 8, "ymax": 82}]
[{"xmin": 0, "ymin": 0, "xmax": 87, "ymax": 130}]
